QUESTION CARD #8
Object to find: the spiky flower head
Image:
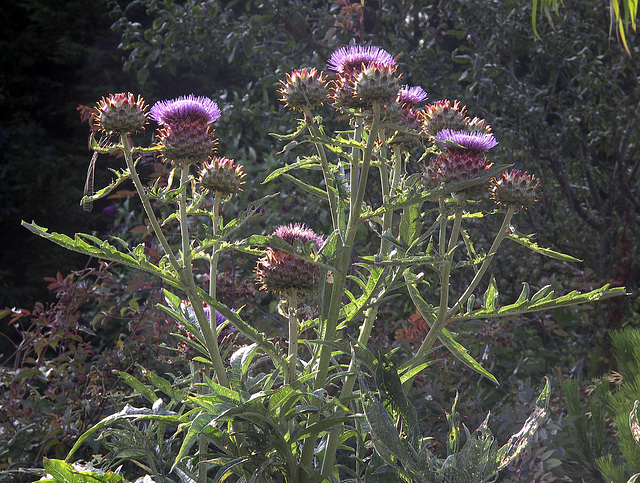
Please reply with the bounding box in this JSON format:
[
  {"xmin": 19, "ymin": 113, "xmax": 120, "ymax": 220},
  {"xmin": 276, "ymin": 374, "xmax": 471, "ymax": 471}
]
[
  {"xmin": 422, "ymin": 152, "xmax": 493, "ymax": 190},
  {"xmin": 328, "ymin": 45, "xmax": 399, "ymax": 110},
  {"xmin": 150, "ymin": 95, "xmax": 221, "ymax": 166},
  {"xmin": 329, "ymin": 72, "xmax": 360, "ymax": 110},
  {"xmin": 271, "ymin": 223, "xmax": 324, "ymax": 248},
  {"xmin": 198, "ymin": 157, "xmax": 246, "ymax": 196},
  {"xmin": 420, "ymin": 100, "xmax": 468, "ymax": 136},
  {"xmin": 353, "ymin": 63, "xmax": 402, "ymax": 104},
  {"xmin": 95, "ymin": 93, "xmax": 148, "ymax": 134},
  {"xmin": 397, "ymin": 85, "xmax": 428, "ymax": 108},
  {"xmin": 490, "ymin": 169, "xmax": 540, "ymax": 210},
  {"xmin": 150, "ymin": 95, "xmax": 221, "ymax": 126},
  {"xmin": 255, "ymin": 223, "xmax": 324, "ymax": 295},
  {"xmin": 436, "ymin": 129, "xmax": 498, "ymax": 154},
  {"xmin": 279, "ymin": 68, "xmax": 328, "ymax": 111},
  {"xmin": 384, "ymin": 85, "xmax": 428, "ymax": 146},
  {"xmin": 327, "ymin": 45, "xmax": 396, "ymax": 74},
  {"xmin": 156, "ymin": 123, "xmax": 218, "ymax": 166}
]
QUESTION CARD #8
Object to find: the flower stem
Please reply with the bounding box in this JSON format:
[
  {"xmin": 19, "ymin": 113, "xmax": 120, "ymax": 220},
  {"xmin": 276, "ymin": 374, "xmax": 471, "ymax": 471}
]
[
  {"xmin": 285, "ymin": 291, "xmax": 299, "ymax": 386},
  {"xmin": 120, "ymin": 134, "xmax": 182, "ymax": 277},
  {"xmin": 447, "ymin": 205, "xmax": 516, "ymax": 318},
  {"xmin": 303, "ymin": 107, "xmax": 339, "ymax": 231},
  {"xmin": 405, "ymin": 204, "xmax": 517, "ymax": 383}
]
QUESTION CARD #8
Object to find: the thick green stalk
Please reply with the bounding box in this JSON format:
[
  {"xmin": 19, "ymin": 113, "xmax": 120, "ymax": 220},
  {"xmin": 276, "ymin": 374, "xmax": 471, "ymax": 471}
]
[
  {"xmin": 301, "ymin": 105, "xmax": 382, "ymax": 470},
  {"xmin": 209, "ymin": 193, "xmax": 222, "ymax": 302},
  {"xmin": 285, "ymin": 291, "xmax": 299, "ymax": 386},
  {"xmin": 406, "ymin": 204, "xmax": 517, "ymax": 380},
  {"xmin": 317, "ymin": 105, "xmax": 383, "ymax": 477},
  {"xmin": 120, "ymin": 135, "xmax": 183, "ymax": 277},
  {"xmin": 302, "ymin": 106, "xmax": 339, "ymax": 231},
  {"xmin": 314, "ymin": 104, "xmax": 380, "ymax": 393},
  {"xmin": 120, "ymin": 140, "xmax": 228, "ymax": 477},
  {"xmin": 446, "ymin": 205, "xmax": 517, "ymax": 318}
]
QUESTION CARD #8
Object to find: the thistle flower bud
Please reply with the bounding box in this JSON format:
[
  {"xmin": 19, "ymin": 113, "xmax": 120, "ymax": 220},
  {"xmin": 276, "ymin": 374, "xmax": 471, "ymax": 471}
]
[
  {"xmin": 490, "ymin": 169, "xmax": 540, "ymax": 209},
  {"xmin": 255, "ymin": 223, "xmax": 324, "ymax": 295},
  {"xmin": 420, "ymin": 100, "xmax": 468, "ymax": 136},
  {"xmin": 353, "ymin": 63, "xmax": 402, "ymax": 104},
  {"xmin": 198, "ymin": 157, "xmax": 246, "ymax": 196},
  {"xmin": 330, "ymin": 73, "xmax": 360, "ymax": 110},
  {"xmin": 156, "ymin": 122, "xmax": 218, "ymax": 167},
  {"xmin": 397, "ymin": 85, "xmax": 428, "ymax": 109},
  {"xmin": 279, "ymin": 68, "xmax": 328, "ymax": 111},
  {"xmin": 95, "ymin": 93, "xmax": 148, "ymax": 134},
  {"xmin": 422, "ymin": 151, "xmax": 493, "ymax": 190},
  {"xmin": 150, "ymin": 95, "xmax": 221, "ymax": 167}
]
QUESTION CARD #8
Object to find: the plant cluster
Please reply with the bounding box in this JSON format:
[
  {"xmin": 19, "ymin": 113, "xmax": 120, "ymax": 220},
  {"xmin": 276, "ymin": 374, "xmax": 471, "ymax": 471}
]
[{"xmin": 22, "ymin": 42, "xmax": 625, "ymax": 482}]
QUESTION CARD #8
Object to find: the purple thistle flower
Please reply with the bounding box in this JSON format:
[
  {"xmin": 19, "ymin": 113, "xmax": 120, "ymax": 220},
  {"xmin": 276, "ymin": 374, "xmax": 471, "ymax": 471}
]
[
  {"xmin": 272, "ymin": 223, "xmax": 324, "ymax": 250},
  {"xmin": 397, "ymin": 85, "xmax": 428, "ymax": 107},
  {"xmin": 436, "ymin": 129, "xmax": 498, "ymax": 153},
  {"xmin": 327, "ymin": 45, "xmax": 396, "ymax": 74},
  {"xmin": 150, "ymin": 95, "xmax": 221, "ymax": 126}
]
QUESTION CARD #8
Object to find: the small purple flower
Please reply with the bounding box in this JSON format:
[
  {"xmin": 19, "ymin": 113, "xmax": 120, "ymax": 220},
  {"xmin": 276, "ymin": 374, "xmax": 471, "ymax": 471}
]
[
  {"xmin": 272, "ymin": 223, "xmax": 324, "ymax": 250},
  {"xmin": 101, "ymin": 204, "xmax": 118, "ymax": 217},
  {"xmin": 397, "ymin": 85, "xmax": 428, "ymax": 107},
  {"xmin": 327, "ymin": 45, "xmax": 396, "ymax": 74},
  {"xmin": 150, "ymin": 95, "xmax": 221, "ymax": 126},
  {"xmin": 436, "ymin": 129, "xmax": 498, "ymax": 153},
  {"xmin": 202, "ymin": 305, "xmax": 231, "ymax": 327}
]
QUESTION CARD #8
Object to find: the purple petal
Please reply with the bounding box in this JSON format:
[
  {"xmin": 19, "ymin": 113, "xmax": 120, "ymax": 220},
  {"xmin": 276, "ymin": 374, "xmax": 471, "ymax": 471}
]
[{"xmin": 150, "ymin": 95, "xmax": 221, "ymax": 126}]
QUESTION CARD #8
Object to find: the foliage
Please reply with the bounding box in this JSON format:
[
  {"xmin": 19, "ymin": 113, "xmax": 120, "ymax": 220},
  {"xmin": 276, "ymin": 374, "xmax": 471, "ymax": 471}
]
[
  {"xmin": 0, "ymin": 264, "xmax": 178, "ymax": 481},
  {"xmin": 531, "ymin": 0, "xmax": 638, "ymax": 54},
  {"xmin": 558, "ymin": 328, "xmax": 640, "ymax": 482},
  {"xmin": 358, "ymin": 353, "xmax": 551, "ymax": 482}
]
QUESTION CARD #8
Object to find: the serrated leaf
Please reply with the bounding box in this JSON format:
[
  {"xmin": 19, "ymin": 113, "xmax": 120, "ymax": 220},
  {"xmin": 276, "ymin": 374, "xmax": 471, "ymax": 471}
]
[
  {"xmin": 404, "ymin": 272, "xmax": 498, "ymax": 384},
  {"xmin": 116, "ymin": 371, "xmax": 158, "ymax": 404},
  {"xmin": 43, "ymin": 458, "xmax": 127, "ymax": 483},
  {"xmin": 453, "ymin": 283, "xmax": 626, "ymax": 321},
  {"xmin": 483, "ymin": 278, "xmax": 499, "ymax": 312},
  {"xmin": 262, "ymin": 156, "xmax": 321, "ymax": 184},
  {"xmin": 496, "ymin": 377, "xmax": 550, "ymax": 470},
  {"xmin": 22, "ymin": 221, "xmax": 181, "ymax": 288},
  {"xmin": 172, "ymin": 412, "xmax": 215, "ymax": 470},
  {"xmin": 506, "ymin": 230, "xmax": 581, "ymax": 262},
  {"xmin": 282, "ymin": 173, "xmax": 329, "ymax": 200},
  {"xmin": 80, "ymin": 166, "xmax": 132, "ymax": 207},
  {"xmin": 229, "ymin": 343, "xmax": 259, "ymax": 376},
  {"xmin": 66, "ymin": 404, "xmax": 181, "ymax": 461}
]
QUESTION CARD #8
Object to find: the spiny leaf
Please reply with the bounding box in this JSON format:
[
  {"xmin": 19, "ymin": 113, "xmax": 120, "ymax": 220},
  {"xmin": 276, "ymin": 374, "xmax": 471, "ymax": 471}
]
[
  {"xmin": 65, "ymin": 403, "xmax": 181, "ymax": 462},
  {"xmin": 79, "ymin": 166, "xmax": 131, "ymax": 207},
  {"xmin": 21, "ymin": 221, "xmax": 181, "ymax": 288},
  {"xmin": 453, "ymin": 283, "xmax": 627, "ymax": 321},
  {"xmin": 43, "ymin": 458, "xmax": 127, "ymax": 483},
  {"xmin": 172, "ymin": 412, "xmax": 215, "ymax": 471},
  {"xmin": 282, "ymin": 173, "xmax": 328, "ymax": 200},
  {"xmin": 262, "ymin": 155, "xmax": 321, "ymax": 184},
  {"xmin": 506, "ymin": 229, "xmax": 581, "ymax": 262},
  {"xmin": 496, "ymin": 377, "xmax": 551, "ymax": 470}
]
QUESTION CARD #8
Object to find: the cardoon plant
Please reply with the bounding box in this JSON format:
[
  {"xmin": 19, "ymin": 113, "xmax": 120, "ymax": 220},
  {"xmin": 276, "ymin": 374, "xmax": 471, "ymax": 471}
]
[{"xmin": 27, "ymin": 44, "xmax": 625, "ymax": 483}]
